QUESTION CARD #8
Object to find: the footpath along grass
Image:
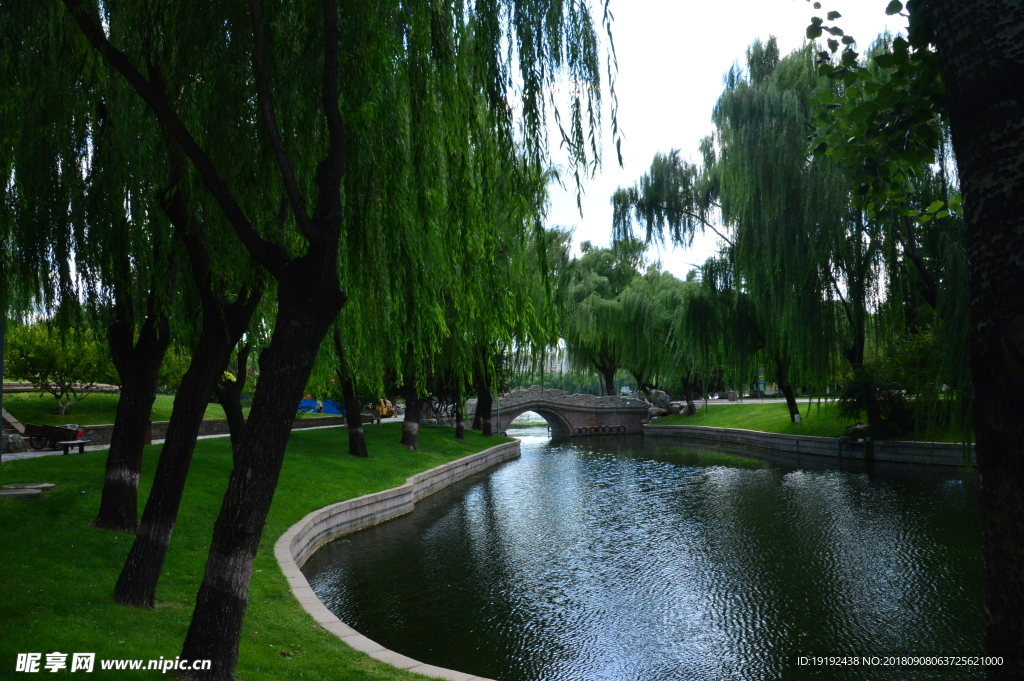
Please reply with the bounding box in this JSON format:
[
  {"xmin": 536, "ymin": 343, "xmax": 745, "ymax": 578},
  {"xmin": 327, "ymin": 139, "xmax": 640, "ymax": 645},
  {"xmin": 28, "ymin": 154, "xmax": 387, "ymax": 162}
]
[
  {"xmin": 655, "ymin": 400, "xmax": 961, "ymax": 441},
  {"xmin": 0, "ymin": 423, "xmax": 510, "ymax": 680}
]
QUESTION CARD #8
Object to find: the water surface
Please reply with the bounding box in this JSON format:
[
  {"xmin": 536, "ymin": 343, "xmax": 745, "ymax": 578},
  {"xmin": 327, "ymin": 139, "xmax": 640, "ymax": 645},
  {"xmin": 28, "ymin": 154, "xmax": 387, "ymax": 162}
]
[{"xmin": 303, "ymin": 426, "xmax": 983, "ymax": 680}]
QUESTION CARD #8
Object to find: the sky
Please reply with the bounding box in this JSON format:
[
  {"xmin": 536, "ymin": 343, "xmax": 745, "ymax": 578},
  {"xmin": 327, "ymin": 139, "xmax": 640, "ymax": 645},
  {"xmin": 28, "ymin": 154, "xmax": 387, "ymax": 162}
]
[{"xmin": 544, "ymin": 0, "xmax": 907, "ymax": 278}]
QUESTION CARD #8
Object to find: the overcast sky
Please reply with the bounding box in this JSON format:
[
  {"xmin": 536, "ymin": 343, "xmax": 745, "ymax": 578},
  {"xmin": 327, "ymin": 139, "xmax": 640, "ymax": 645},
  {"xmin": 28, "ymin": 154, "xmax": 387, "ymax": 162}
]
[{"xmin": 544, "ymin": 0, "xmax": 906, "ymax": 278}]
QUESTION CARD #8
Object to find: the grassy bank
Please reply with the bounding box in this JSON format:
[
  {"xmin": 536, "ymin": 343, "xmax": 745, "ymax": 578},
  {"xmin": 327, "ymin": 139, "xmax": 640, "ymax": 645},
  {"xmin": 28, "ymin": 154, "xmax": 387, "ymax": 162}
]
[
  {"xmin": 1, "ymin": 423, "xmax": 509, "ymax": 680},
  {"xmin": 655, "ymin": 400, "xmax": 961, "ymax": 442},
  {"xmin": 2, "ymin": 392, "xmax": 238, "ymax": 426}
]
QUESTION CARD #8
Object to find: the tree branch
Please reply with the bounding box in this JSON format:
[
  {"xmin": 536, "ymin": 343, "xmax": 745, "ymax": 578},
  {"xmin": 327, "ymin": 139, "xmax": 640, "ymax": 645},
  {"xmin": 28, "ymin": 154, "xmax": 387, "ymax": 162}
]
[
  {"xmin": 826, "ymin": 267, "xmax": 855, "ymax": 328},
  {"xmin": 687, "ymin": 210, "xmax": 735, "ymax": 248},
  {"xmin": 312, "ymin": 0, "xmax": 346, "ymax": 226},
  {"xmin": 898, "ymin": 216, "xmax": 939, "ymax": 309},
  {"xmin": 248, "ymin": 0, "xmax": 316, "ymax": 242},
  {"xmin": 61, "ymin": 0, "xmax": 289, "ymax": 279}
]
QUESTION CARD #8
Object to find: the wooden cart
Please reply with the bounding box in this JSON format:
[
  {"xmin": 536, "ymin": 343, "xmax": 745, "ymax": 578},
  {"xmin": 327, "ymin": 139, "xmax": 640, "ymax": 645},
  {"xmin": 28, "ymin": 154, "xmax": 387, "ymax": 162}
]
[{"xmin": 22, "ymin": 423, "xmax": 84, "ymax": 451}]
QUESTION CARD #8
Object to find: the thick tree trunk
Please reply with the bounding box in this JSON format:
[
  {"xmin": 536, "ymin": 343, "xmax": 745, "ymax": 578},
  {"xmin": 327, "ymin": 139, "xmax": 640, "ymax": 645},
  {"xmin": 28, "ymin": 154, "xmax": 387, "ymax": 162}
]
[
  {"xmin": 95, "ymin": 303, "xmax": 171, "ymax": 534},
  {"xmin": 477, "ymin": 385, "xmax": 493, "ymax": 436},
  {"xmin": 400, "ymin": 391, "xmax": 424, "ymax": 450},
  {"xmin": 601, "ymin": 365, "xmax": 616, "ymax": 397},
  {"xmin": 454, "ymin": 403, "xmax": 465, "ymax": 441},
  {"xmin": 114, "ymin": 316, "xmax": 247, "ymax": 606},
  {"xmin": 180, "ymin": 268, "xmax": 345, "ymax": 677},
  {"xmin": 113, "ymin": 145, "xmax": 263, "ymax": 605},
  {"xmin": 340, "ymin": 374, "xmax": 368, "ymax": 458},
  {"xmin": 930, "ymin": 4, "xmax": 1024, "ymax": 675}
]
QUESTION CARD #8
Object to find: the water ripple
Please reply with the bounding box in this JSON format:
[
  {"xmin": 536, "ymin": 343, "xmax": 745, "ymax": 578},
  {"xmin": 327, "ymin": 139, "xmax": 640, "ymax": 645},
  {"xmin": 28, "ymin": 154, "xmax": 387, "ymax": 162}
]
[{"xmin": 303, "ymin": 427, "xmax": 984, "ymax": 681}]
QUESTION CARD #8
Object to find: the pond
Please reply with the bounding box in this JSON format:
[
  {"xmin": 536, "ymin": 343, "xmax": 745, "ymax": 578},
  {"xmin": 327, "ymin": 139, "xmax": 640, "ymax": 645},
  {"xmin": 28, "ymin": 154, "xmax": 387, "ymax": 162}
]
[{"xmin": 302, "ymin": 425, "xmax": 984, "ymax": 681}]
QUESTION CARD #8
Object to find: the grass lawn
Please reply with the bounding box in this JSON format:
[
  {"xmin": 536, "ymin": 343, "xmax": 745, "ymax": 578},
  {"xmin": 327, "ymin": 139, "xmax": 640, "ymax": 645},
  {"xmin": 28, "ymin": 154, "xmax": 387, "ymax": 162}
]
[
  {"xmin": 655, "ymin": 400, "xmax": 962, "ymax": 442},
  {"xmin": 1, "ymin": 423, "xmax": 510, "ymax": 680},
  {"xmin": 655, "ymin": 400, "xmax": 853, "ymax": 437},
  {"xmin": 2, "ymin": 392, "xmax": 239, "ymax": 426}
]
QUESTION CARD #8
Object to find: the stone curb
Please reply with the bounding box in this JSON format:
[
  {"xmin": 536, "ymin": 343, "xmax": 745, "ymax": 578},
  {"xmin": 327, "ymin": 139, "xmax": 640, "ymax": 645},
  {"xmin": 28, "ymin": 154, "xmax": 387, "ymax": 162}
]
[
  {"xmin": 275, "ymin": 440, "xmax": 522, "ymax": 681},
  {"xmin": 643, "ymin": 424, "xmax": 976, "ymax": 467}
]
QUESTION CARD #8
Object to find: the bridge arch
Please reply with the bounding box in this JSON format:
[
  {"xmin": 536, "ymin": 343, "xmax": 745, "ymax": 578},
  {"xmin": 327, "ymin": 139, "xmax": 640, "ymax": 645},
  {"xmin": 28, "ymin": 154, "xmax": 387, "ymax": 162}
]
[
  {"xmin": 500, "ymin": 406, "xmax": 574, "ymax": 437},
  {"xmin": 469, "ymin": 385, "xmax": 651, "ymax": 437}
]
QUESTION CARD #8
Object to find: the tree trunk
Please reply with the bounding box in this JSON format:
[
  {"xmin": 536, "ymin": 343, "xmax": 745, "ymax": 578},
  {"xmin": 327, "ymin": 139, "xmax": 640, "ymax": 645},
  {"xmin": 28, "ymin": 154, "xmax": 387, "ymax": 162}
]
[
  {"xmin": 454, "ymin": 403, "xmax": 465, "ymax": 441},
  {"xmin": 113, "ymin": 311, "xmax": 249, "ymax": 606},
  {"xmin": 1, "ymin": 312, "xmax": 6, "ymax": 444},
  {"xmin": 95, "ymin": 297, "xmax": 171, "ymax": 534},
  {"xmin": 680, "ymin": 374, "xmax": 697, "ymax": 416},
  {"xmin": 332, "ymin": 330, "xmax": 368, "ymax": 458},
  {"xmin": 774, "ymin": 355, "xmax": 801, "ymax": 422},
  {"xmin": 602, "ymin": 366, "xmax": 616, "ymax": 397},
  {"xmin": 113, "ymin": 148, "xmax": 263, "ymax": 605},
  {"xmin": 215, "ymin": 344, "xmax": 251, "ymax": 461},
  {"xmin": 930, "ymin": 5, "xmax": 1024, "ymax": 674},
  {"xmin": 400, "ymin": 391, "xmax": 424, "ymax": 450},
  {"xmin": 179, "ymin": 267, "xmax": 345, "ymax": 677},
  {"xmin": 340, "ymin": 374, "xmax": 368, "ymax": 458},
  {"xmin": 477, "ymin": 384, "xmax": 493, "ymax": 436}
]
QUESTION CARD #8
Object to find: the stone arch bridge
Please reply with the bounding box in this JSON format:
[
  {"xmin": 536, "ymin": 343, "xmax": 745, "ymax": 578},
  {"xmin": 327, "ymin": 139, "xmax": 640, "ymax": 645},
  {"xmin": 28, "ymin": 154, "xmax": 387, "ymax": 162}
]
[{"xmin": 466, "ymin": 385, "xmax": 650, "ymax": 437}]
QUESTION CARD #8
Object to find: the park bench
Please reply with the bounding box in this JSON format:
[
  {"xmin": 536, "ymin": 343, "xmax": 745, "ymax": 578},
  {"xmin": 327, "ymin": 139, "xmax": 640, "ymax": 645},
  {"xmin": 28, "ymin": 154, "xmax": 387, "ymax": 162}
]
[{"xmin": 56, "ymin": 440, "xmax": 90, "ymax": 456}]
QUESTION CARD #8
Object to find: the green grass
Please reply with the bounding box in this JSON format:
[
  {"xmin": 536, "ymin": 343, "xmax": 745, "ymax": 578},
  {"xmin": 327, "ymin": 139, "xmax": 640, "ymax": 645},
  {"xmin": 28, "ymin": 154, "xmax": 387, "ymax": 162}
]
[
  {"xmin": 655, "ymin": 400, "xmax": 854, "ymax": 437},
  {"xmin": 2, "ymin": 392, "xmax": 244, "ymax": 426},
  {"xmin": 0, "ymin": 423, "xmax": 509, "ymax": 680},
  {"xmin": 655, "ymin": 400, "xmax": 961, "ymax": 442}
]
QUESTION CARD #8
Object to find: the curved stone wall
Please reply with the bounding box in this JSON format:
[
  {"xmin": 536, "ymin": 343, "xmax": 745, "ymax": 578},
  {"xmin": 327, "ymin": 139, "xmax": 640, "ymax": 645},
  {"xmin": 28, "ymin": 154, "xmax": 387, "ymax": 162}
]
[{"xmin": 275, "ymin": 440, "xmax": 520, "ymax": 681}]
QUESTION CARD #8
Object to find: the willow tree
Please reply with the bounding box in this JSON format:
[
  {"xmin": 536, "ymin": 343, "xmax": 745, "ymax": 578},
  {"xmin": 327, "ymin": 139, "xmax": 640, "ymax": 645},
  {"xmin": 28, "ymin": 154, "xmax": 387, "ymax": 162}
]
[
  {"xmin": 711, "ymin": 40, "xmax": 855, "ymax": 418},
  {"xmin": 611, "ymin": 267, "xmax": 687, "ymax": 398},
  {"xmin": 0, "ymin": 3, "xmax": 192, "ymax": 532},
  {"xmin": 557, "ymin": 237, "xmax": 644, "ymax": 395},
  {"xmin": 615, "ymin": 40, "xmax": 857, "ymax": 422},
  {"xmin": 52, "ymin": 0, "xmax": 615, "ymax": 676}
]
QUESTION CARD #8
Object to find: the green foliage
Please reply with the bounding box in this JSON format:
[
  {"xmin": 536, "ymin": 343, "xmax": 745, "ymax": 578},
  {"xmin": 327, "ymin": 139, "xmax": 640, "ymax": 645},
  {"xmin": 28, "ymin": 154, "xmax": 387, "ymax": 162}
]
[
  {"xmin": 3, "ymin": 324, "xmax": 114, "ymax": 415},
  {"xmin": 807, "ymin": 2, "xmax": 948, "ymax": 216},
  {"xmin": 156, "ymin": 346, "xmax": 192, "ymax": 394},
  {"xmin": 837, "ymin": 364, "xmax": 912, "ymax": 438},
  {"xmin": 556, "ymin": 236, "xmax": 647, "ymax": 393}
]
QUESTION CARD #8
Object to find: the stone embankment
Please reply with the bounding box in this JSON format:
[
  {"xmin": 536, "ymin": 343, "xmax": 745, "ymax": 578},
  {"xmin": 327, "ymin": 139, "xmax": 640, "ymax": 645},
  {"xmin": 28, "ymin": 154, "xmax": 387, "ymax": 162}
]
[
  {"xmin": 644, "ymin": 424, "xmax": 976, "ymax": 468},
  {"xmin": 276, "ymin": 440, "xmax": 521, "ymax": 681}
]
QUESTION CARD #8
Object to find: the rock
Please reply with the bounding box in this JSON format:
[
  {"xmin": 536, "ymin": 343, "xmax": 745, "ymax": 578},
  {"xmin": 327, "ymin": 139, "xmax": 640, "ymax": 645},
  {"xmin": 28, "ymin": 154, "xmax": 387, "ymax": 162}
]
[
  {"xmin": 2, "ymin": 433, "xmax": 27, "ymax": 453},
  {"xmin": 650, "ymin": 390, "xmax": 671, "ymax": 410},
  {"xmin": 668, "ymin": 401, "xmax": 686, "ymax": 414},
  {"xmin": 846, "ymin": 423, "xmax": 870, "ymax": 441},
  {"xmin": 648, "ymin": 407, "xmax": 668, "ymax": 417}
]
